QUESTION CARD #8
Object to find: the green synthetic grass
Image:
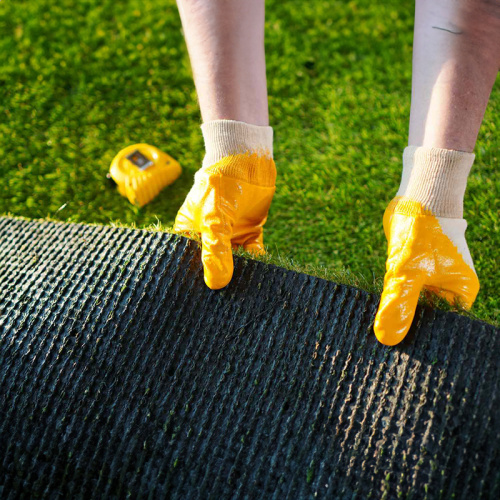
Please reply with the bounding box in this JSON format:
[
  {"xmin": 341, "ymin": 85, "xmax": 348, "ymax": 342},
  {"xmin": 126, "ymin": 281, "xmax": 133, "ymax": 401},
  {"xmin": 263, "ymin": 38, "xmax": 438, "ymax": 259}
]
[{"xmin": 1, "ymin": 0, "xmax": 498, "ymax": 324}]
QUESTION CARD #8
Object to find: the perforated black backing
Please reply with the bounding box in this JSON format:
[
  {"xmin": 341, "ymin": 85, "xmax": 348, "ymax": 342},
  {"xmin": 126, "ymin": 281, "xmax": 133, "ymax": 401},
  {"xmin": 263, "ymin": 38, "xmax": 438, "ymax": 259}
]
[{"xmin": 0, "ymin": 216, "xmax": 498, "ymax": 499}]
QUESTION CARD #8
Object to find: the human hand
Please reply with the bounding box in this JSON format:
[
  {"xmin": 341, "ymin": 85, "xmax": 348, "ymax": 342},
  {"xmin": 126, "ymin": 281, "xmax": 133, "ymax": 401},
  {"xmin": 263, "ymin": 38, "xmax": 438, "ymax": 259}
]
[
  {"xmin": 374, "ymin": 198, "xmax": 479, "ymax": 346},
  {"xmin": 173, "ymin": 152, "xmax": 276, "ymax": 289}
]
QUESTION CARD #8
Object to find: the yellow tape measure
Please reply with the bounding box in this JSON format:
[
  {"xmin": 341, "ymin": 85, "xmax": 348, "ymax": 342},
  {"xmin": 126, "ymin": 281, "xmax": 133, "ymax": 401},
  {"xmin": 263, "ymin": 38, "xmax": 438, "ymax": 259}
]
[{"xmin": 108, "ymin": 143, "xmax": 181, "ymax": 207}]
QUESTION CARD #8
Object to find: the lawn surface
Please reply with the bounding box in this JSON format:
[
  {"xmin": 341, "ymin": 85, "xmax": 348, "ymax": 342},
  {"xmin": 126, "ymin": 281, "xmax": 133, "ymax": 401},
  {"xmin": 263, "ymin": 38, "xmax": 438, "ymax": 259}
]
[{"xmin": 1, "ymin": 0, "xmax": 498, "ymax": 323}]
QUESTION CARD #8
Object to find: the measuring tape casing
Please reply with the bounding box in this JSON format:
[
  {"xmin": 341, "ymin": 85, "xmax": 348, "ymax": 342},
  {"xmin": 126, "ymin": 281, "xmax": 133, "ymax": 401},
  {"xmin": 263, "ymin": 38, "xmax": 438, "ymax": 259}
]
[{"xmin": 109, "ymin": 143, "xmax": 181, "ymax": 207}]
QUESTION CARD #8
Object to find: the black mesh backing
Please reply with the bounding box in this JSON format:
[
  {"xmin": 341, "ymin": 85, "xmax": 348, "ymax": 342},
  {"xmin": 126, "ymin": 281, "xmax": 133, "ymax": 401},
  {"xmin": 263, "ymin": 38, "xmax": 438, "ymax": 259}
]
[{"xmin": 0, "ymin": 216, "xmax": 498, "ymax": 499}]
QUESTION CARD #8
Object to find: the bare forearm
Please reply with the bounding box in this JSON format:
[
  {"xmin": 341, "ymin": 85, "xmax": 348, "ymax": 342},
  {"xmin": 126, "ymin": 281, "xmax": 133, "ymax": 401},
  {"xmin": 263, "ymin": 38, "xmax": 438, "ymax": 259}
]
[
  {"xmin": 409, "ymin": 0, "xmax": 500, "ymax": 151},
  {"xmin": 176, "ymin": 0, "xmax": 269, "ymax": 125}
]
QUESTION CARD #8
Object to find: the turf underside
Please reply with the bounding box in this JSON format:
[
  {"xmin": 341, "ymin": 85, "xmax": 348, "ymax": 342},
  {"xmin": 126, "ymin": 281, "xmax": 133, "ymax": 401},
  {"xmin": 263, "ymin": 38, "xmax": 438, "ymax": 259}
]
[
  {"xmin": 0, "ymin": 0, "xmax": 498, "ymax": 324},
  {"xmin": 0, "ymin": 215, "xmax": 499, "ymax": 499}
]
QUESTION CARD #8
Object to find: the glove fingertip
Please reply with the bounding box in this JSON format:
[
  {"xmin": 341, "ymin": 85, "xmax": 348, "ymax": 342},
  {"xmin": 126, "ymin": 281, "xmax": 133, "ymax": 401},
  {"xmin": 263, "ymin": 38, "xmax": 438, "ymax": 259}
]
[
  {"xmin": 203, "ymin": 266, "xmax": 233, "ymax": 290},
  {"xmin": 202, "ymin": 246, "xmax": 234, "ymax": 290},
  {"xmin": 374, "ymin": 277, "xmax": 422, "ymax": 346},
  {"xmin": 244, "ymin": 242, "xmax": 265, "ymax": 256},
  {"xmin": 374, "ymin": 309, "xmax": 412, "ymax": 346}
]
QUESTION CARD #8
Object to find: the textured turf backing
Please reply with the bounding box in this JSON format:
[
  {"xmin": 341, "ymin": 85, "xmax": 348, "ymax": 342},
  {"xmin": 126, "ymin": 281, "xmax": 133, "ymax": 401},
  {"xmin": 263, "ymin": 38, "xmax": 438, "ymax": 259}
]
[{"xmin": 0, "ymin": 216, "xmax": 498, "ymax": 499}]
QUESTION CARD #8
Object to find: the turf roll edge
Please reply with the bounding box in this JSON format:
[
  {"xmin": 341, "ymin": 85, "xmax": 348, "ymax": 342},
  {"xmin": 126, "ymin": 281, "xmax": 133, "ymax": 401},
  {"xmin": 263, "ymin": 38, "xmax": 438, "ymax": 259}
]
[{"xmin": 0, "ymin": 215, "xmax": 498, "ymax": 499}]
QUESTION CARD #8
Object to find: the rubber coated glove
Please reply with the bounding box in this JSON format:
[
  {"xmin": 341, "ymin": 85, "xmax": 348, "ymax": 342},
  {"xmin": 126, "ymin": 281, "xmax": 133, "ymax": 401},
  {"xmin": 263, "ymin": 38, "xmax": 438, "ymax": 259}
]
[
  {"xmin": 173, "ymin": 153, "xmax": 276, "ymax": 289},
  {"xmin": 383, "ymin": 196, "xmax": 401, "ymax": 240},
  {"xmin": 374, "ymin": 198, "xmax": 479, "ymax": 346}
]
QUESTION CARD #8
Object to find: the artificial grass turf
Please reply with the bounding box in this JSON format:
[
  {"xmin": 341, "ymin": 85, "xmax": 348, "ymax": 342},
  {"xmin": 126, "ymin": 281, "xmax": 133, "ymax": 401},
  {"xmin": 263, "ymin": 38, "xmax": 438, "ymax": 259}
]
[
  {"xmin": 0, "ymin": 0, "xmax": 498, "ymax": 324},
  {"xmin": 1, "ymin": 215, "xmax": 498, "ymax": 499}
]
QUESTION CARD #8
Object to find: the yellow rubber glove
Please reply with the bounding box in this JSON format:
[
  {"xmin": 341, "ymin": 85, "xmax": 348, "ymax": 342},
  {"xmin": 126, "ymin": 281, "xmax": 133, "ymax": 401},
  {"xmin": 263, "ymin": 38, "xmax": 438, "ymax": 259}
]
[
  {"xmin": 173, "ymin": 152, "xmax": 276, "ymax": 289},
  {"xmin": 374, "ymin": 198, "xmax": 479, "ymax": 346},
  {"xmin": 382, "ymin": 196, "xmax": 401, "ymax": 240}
]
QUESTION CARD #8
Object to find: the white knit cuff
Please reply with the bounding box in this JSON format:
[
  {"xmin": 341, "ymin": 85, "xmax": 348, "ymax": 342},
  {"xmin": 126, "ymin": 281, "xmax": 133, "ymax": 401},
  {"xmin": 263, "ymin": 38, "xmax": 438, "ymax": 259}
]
[
  {"xmin": 396, "ymin": 146, "xmax": 418, "ymax": 196},
  {"xmin": 404, "ymin": 146, "xmax": 474, "ymax": 218},
  {"xmin": 201, "ymin": 120, "xmax": 273, "ymax": 168}
]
